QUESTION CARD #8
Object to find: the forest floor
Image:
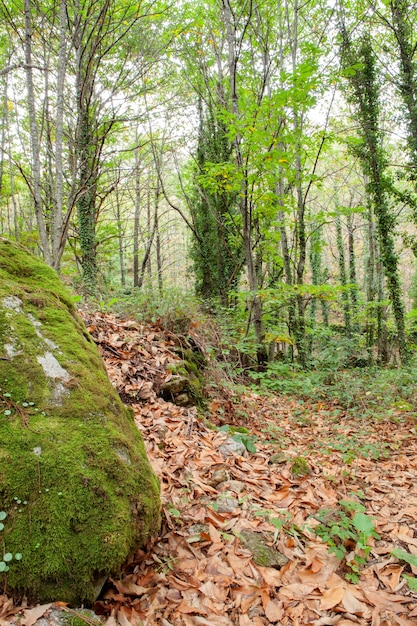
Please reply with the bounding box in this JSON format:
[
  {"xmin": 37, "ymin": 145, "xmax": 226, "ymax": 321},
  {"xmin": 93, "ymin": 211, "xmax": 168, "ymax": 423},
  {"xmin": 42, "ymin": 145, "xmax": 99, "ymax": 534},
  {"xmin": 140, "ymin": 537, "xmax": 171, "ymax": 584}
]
[{"xmin": 2, "ymin": 312, "xmax": 417, "ymax": 626}]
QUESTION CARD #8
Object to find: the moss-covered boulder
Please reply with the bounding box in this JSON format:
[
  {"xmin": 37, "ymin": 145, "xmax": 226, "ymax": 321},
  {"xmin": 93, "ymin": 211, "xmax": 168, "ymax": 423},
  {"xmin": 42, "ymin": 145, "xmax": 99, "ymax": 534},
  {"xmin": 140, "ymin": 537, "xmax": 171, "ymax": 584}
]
[{"xmin": 0, "ymin": 239, "xmax": 160, "ymax": 604}]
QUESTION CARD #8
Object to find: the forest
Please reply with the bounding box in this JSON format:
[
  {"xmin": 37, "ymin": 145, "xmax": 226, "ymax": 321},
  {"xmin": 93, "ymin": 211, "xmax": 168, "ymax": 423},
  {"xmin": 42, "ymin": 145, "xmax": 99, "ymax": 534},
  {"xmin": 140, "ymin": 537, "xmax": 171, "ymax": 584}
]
[
  {"xmin": 1, "ymin": 0, "xmax": 417, "ymax": 624},
  {"xmin": 2, "ymin": 0, "xmax": 417, "ymax": 370}
]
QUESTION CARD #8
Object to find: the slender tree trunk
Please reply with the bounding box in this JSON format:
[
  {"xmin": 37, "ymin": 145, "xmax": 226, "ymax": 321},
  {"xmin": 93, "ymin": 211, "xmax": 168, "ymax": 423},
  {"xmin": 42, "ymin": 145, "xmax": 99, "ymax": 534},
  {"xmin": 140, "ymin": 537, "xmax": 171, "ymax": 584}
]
[
  {"xmin": 366, "ymin": 204, "xmax": 376, "ymax": 364},
  {"xmin": 222, "ymin": 0, "xmax": 266, "ymax": 366},
  {"xmin": 291, "ymin": 0, "xmax": 308, "ymax": 367},
  {"xmin": 133, "ymin": 146, "xmax": 141, "ymax": 288},
  {"xmin": 24, "ymin": 0, "xmax": 51, "ymax": 263},
  {"xmin": 0, "ymin": 73, "xmax": 7, "ymax": 198},
  {"xmin": 389, "ymin": 0, "xmax": 417, "ymax": 175},
  {"xmin": 115, "ymin": 184, "xmax": 125, "ymax": 286},
  {"xmin": 138, "ymin": 207, "xmax": 157, "ymax": 290},
  {"xmin": 52, "ymin": 0, "xmax": 68, "ymax": 269},
  {"xmin": 376, "ymin": 244, "xmax": 388, "ymax": 364},
  {"xmin": 155, "ymin": 180, "xmax": 163, "ymax": 294},
  {"xmin": 347, "ymin": 211, "xmax": 359, "ymax": 329},
  {"xmin": 146, "ymin": 179, "xmax": 152, "ymax": 281},
  {"xmin": 336, "ymin": 214, "xmax": 352, "ymax": 336}
]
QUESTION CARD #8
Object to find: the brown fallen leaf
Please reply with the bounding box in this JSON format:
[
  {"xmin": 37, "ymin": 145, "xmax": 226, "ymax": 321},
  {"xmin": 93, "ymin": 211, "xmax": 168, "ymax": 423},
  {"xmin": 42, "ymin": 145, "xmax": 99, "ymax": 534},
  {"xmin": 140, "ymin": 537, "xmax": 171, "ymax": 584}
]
[
  {"xmin": 264, "ymin": 599, "xmax": 284, "ymax": 623},
  {"xmin": 342, "ymin": 588, "xmax": 368, "ymax": 615},
  {"xmin": 21, "ymin": 604, "xmax": 52, "ymax": 626},
  {"xmin": 319, "ymin": 585, "xmax": 345, "ymax": 610}
]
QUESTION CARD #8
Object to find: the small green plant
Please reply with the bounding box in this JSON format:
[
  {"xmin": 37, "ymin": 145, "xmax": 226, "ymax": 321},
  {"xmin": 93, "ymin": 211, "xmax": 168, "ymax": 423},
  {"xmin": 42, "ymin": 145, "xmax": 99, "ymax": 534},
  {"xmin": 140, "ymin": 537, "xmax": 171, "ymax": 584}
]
[
  {"xmin": 390, "ymin": 548, "xmax": 417, "ymax": 591},
  {"xmin": 253, "ymin": 508, "xmax": 293, "ymax": 541},
  {"xmin": 0, "ymin": 511, "xmax": 22, "ymax": 572},
  {"xmin": 291, "ymin": 456, "xmax": 311, "ymax": 477},
  {"xmin": 313, "ymin": 500, "xmax": 380, "ymax": 583}
]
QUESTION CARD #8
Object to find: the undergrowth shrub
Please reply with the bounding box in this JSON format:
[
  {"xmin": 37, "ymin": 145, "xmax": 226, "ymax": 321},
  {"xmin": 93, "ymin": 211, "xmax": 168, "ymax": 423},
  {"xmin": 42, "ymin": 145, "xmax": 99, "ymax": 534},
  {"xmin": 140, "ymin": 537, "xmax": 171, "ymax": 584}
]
[
  {"xmin": 252, "ymin": 359, "xmax": 417, "ymax": 417},
  {"xmin": 95, "ymin": 287, "xmax": 202, "ymax": 334}
]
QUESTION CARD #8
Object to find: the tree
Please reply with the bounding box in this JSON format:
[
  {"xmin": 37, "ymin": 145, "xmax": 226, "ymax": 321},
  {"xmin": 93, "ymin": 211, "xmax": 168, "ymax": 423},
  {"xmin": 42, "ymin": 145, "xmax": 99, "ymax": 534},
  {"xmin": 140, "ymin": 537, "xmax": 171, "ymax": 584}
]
[
  {"xmin": 340, "ymin": 27, "xmax": 409, "ymax": 362},
  {"xmin": 0, "ymin": 0, "xmax": 167, "ymax": 292}
]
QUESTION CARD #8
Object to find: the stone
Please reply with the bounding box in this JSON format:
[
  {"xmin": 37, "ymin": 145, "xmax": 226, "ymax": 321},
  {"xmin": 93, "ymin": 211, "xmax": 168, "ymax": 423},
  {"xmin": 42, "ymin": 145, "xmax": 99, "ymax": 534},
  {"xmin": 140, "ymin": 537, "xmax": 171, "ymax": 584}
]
[
  {"xmin": 215, "ymin": 495, "xmax": 239, "ymax": 513},
  {"xmin": 161, "ymin": 375, "xmax": 189, "ymax": 396},
  {"xmin": 187, "ymin": 523, "xmax": 209, "ymax": 537},
  {"xmin": 0, "ymin": 239, "xmax": 161, "ymax": 604},
  {"xmin": 174, "ymin": 392, "xmax": 192, "ymax": 407},
  {"xmin": 208, "ymin": 469, "xmax": 230, "ymax": 486},
  {"xmin": 218, "ymin": 437, "xmax": 246, "ymax": 458},
  {"xmin": 239, "ymin": 530, "xmax": 289, "ymax": 569},
  {"xmin": 161, "ymin": 359, "xmax": 204, "ymax": 407},
  {"xmin": 218, "ymin": 480, "xmax": 245, "ymax": 494},
  {"xmin": 268, "ymin": 452, "xmax": 288, "ymax": 465}
]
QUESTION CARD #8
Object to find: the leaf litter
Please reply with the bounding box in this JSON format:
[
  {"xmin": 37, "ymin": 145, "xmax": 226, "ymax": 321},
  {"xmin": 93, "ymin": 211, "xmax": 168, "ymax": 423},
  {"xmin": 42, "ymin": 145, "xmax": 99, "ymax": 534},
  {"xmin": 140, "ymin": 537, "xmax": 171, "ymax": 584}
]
[{"xmin": 2, "ymin": 312, "xmax": 417, "ymax": 626}]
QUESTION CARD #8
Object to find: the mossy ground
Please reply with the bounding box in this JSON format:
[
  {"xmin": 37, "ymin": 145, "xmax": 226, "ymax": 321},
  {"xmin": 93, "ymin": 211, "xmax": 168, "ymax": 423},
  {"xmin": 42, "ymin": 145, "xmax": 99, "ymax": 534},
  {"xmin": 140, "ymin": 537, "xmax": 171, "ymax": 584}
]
[
  {"xmin": 167, "ymin": 356, "xmax": 205, "ymax": 405},
  {"xmin": 0, "ymin": 239, "xmax": 160, "ymax": 604}
]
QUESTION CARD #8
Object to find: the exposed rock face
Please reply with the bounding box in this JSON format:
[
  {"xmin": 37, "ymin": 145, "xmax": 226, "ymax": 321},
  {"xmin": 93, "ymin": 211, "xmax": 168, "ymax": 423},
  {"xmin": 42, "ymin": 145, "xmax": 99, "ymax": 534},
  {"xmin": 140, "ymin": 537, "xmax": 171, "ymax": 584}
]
[{"xmin": 0, "ymin": 239, "xmax": 160, "ymax": 604}]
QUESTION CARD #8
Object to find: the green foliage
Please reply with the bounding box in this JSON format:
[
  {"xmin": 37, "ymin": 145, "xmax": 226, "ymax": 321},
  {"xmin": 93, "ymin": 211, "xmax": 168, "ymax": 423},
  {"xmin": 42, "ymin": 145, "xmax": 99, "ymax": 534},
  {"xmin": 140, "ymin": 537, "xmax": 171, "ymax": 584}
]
[
  {"xmin": 391, "ymin": 547, "xmax": 417, "ymax": 568},
  {"xmin": 188, "ymin": 106, "xmax": 243, "ymax": 305},
  {"xmin": 251, "ymin": 342, "xmax": 417, "ymax": 420},
  {"xmin": 314, "ymin": 500, "xmax": 380, "ymax": 583},
  {"xmin": 291, "ymin": 456, "xmax": 311, "ymax": 477},
  {"xmin": 218, "ymin": 424, "xmax": 257, "ymax": 453},
  {"xmin": 99, "ymin": 287, "xmax": 201, "ymax": 334},
  {"xmin": 0, "ymin": 511, "xmax": 23, "ymax": 572},
  {"xmin": 340, "ymin": 27, "xmax": 409, "ymax": 363},
  {"xmin": 403, "ymin": 575, "xmax": 417, "ymax": 591}
]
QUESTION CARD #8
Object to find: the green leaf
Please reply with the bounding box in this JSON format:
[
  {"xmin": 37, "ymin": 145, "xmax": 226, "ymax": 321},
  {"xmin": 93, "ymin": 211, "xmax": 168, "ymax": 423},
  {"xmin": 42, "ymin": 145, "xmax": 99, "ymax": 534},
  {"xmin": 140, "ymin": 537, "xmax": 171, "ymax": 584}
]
[
  {"xmin": 0, "ymin": 512, "xmax": 6, "ymax": 521},
  {"xmin": 392, "ymin": 548, "xmax": 417, "ymax": 567},
  {"xmin": 340, "ymin": 499, "xmax": 365, "ymax": 513},
  {"xmin": 403, "ymin": 575, "xmax": 417, "ymax": 590},
  {"xmin": 0, "ymin": 562, "xmax": 8, "ymax": 572},
  {"xmin": 0, "ymin": 524, "xmax": 3, "ymax": 531},
  {"xmin": 352, "ymin": 512, "xmax": 374, "ymax": 535},
  {"xmin": 243, "ymin": 437, "xmax": 257, "ymax": 453},
  {"xmin": 14, "ymin": 553, "xmax": 22, "ymax": 561},
  {"xmin": 3, "ymin": 553, "xmax": 13, "ymax": 562}
]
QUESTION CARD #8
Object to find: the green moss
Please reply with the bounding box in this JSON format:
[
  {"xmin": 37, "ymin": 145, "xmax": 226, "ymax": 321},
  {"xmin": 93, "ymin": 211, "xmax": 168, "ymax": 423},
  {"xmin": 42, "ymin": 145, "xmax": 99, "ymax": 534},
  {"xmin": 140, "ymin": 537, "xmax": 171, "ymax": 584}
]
[
  {"xmin": 61, "ymin": 611, "xmax": 103, "ymax": 626},
  {"xmin": 291, "ymin": 456, "xmax": 311, "ymax": 478},
  {"xmin": 0, "ymin": 239, "xmax": 160, "ymax": 604},
  {"xmin": 165, "ymin": 357, "xmax": 205, "ymax": 406}
]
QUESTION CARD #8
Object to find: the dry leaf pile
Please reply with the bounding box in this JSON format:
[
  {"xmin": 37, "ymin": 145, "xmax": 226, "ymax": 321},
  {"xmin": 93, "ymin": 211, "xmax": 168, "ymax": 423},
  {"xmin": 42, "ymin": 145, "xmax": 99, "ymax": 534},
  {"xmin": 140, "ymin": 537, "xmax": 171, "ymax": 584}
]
[{"xmin": 2, "ymin": 312, "xmax": 417, "ymax": 626}]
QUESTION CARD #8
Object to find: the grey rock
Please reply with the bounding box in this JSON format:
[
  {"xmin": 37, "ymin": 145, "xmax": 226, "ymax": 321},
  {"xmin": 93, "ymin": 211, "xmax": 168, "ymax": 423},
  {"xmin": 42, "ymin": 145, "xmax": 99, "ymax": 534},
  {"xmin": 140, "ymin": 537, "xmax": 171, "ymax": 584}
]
[
  {"xmin": 268, "ymin": 452, "xmax": 288, "ymax": 465},
  {"xmin": 219, "ymin": 480, "xmax": 245, "ymax": 494},
  {"xmin": 215, "ymin": 495, "xmax": 239, "ymax": 513},
  {"xmin": 239, "ymin": 529, "xmax": 289, "ymax": 569},
  {"xmin": 209, "ymin": 469, "xmax": 230, "ymax": 486},
  {"xmin": 161, "ymin": 375, "xmax": 188, "ymax": 396},
  {"xmin": 218, "ymin": 437, "xmax": 246, "ymax": 458}
]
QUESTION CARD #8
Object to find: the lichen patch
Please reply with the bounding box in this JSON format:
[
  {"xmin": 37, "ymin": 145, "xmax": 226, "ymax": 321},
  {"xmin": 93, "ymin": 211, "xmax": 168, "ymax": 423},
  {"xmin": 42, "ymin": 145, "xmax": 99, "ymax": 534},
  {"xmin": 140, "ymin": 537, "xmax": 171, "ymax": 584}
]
[
  {"xmin": 37, "ymin": 352, "xmax": 70, "ymax": 381},
  {"xmin": 2, "ymin": 296, "xmax": 23, "ymax": 312},
  {"xmin": 27, "ymin": 313, "xmax": 58, "ymax": 351},
  {"xmin": 4, "ymin": 342, "xmax": 20, "ymax": 358}
]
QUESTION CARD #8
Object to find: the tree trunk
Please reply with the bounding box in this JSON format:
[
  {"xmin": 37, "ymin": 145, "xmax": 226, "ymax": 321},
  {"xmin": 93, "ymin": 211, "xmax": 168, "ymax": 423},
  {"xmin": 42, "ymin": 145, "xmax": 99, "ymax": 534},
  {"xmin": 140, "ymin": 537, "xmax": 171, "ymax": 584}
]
[
  {"xmin": 24, "ymin": 0, "xmax": 51, "ymax": 263},
  {"xmin": 341, "ymin": 30, "xmax": 409, "ymax": 362},
  {"xmin": 222, "ymin": 0, "xmax": 266, "ymax": 366},
  {"xmin": 365, "ymin": 204, "xmax": 376, "ymax": 364},
  {"xmin": 51, "ymin": 0, "xmax": 68, "ymax": 269},
  {"xmin": 347, "ymin": 211, "xmax": 359, "ymax": 329},
  {"xmin": 336, "ymin": 214, "xmax": 352, "ymax": 336},
  {"xmin": 133, "ymin": 145, "xmax": 141, "ymax": 288}
]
